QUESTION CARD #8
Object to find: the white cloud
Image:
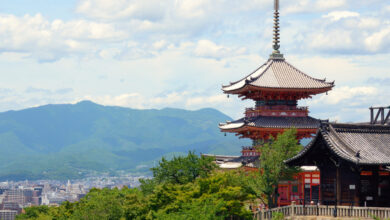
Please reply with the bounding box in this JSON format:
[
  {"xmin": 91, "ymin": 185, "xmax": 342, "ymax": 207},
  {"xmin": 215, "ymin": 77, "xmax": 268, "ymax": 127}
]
[
  {"xmin": 315, "ymin": 86, "xmax": 377, "ymax": 105},
  {"xmin": 175, "ymin": 0, "xmax": 209, "ymax": 19},
  {"xmin": 0, "ymin": 87, "xmax": 76, "ymax": 112},
  {"xmin": 194, "ymin": 40, "xmax": 247, "ymax": 59},
  {"xmin": 323, "ymin": 11, "xmax": 359, "ymax": 21},
  {"xmin": 307, "ymin": 29, "xmax": 354, "ymax": 52},
  {"xmin": 73, "ymin": 0, "xmax": 272, "ymax": 48},
  {"xmin": 364, "ymin": 27, "xmax": 390, "ymax": 52},
  {"xmin": 0, "ymin": 0, "xmax": 388, "ymax": 63},
  {"xmin": 186, "ymin": 94, "xmax": 227, "ymax": 107},
  {"xmin": 153, "ymin": 40, "xmax": 168, "ymax": 50},
  {"xmin": 76, "ymin": 0, "xmax": 270, "ymax": 21},
  {"xmin": 298, "ymin": 12, "xmax": 390, "ymax": 54},
  {"xmin": 316, "ymin": 0, "xmax": 346, "ymax": 11},
  {"xmin": 82, "ymin": 93, "xmax": 146, "ymax": 109},
  {"xmin": 52, "ymin": 19, "xmax": 126, "ymax": 40},
  {"xmin": 0, "ymin": 14, "xmax": 126, "ymax": 61},
  {"xmin": 0, "ymin": 0, "xmax": 269, "ymax": 62},
  {"xmin": 284, "ymin": 0, "xmax": 346, "ymax": 14},
  {"xmin": 302, "ymin": 85, "xmax": 388, "ymax": 122},
  {"xmin": 76, "ymin": 0, "xmax": 166, "ymax": 21},
  {"xmin": 85, "ymin": 91, "xmax": 229, "ymax": 110}
]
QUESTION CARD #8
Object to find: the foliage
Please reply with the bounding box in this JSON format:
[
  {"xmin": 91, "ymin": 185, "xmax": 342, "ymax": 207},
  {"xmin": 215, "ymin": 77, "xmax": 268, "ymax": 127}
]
[
  {"xmin": 157, "ymin": 197, "xmax": 226, "ymax": 220},
  {"xmin": 16, "ymin": 206, "xmax": 50, "ymax": 219},
  {"xmin": 18, "ymin": 152, "xmax": 254, "ymax": 219},
  {"xmin": 143, "ymin": 171, "xmax": 253, "ymax": 219},
  {"xmin": 150, "ymin": 151, "xmax": 217, "ymax": 185},
  {"xmin": 247, "ymin": 128, "xmax": 302, "ymax": 208},
  {"xmin": 271, "ymin": 212, "xmax": 284, "ymax": 220},
  {"xmin": 369, "ymin": 213, "xmax": 389, "ymax": 220},
  {"xmin": 71, "ymin": 188, "xmax": 127, "ymax": 219}
]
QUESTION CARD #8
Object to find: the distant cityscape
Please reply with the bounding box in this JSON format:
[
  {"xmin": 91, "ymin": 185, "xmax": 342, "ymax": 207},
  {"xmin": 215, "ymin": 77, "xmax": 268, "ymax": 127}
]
[{"xmin": 0, "ymin": 174, "xmax": 146, "ymax": 220}]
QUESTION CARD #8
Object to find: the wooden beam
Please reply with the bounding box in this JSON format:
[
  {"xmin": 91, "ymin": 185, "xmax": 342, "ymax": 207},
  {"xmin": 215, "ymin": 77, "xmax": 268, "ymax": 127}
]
[
  {"xmin": 373, "ymin": 109, "xmax": 381, "ymax": 124},
  {"xmin": 337, "ymin": 165, "xmax": 340, "ymax": 206},
  {"xmin": 385, "ymin": 109, "xmax": 390, "ymax": 124},
  {"xmin": 370, "ymin": 107, "xmax": 374, "ymax": 124},
  {"xmin": 381, "ymin": 108, "xmax": 385, "ymax": 124}
]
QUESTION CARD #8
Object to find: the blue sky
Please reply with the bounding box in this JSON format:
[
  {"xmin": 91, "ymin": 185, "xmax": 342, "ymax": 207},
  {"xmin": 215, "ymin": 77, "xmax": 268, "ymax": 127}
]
[{"xmin": 0, "ymin": 0, "xmax": 389, "ymax": 122}]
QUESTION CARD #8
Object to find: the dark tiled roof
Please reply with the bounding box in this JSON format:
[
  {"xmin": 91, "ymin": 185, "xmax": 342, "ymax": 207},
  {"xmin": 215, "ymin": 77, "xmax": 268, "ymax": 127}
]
[
  {"xmin": 222, "ymin": 59, "xmax": 334, "ymax": 92},
  {"xmin": 219, "ymin": 116, "xmax": 320, "ymax": 130},
  {"xmin": 286, "ymin": 122, "xmax": 390, "ymax": 165}
]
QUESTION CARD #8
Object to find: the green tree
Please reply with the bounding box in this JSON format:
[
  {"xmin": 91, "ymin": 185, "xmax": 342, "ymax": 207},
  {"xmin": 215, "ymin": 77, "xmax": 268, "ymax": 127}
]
[
  {"xmin": 71, "ymin": 187, "xmax": 126, "ymax": 219},
  {"xmin": 122, "ymin": 188, "xmax": 148, "ymax": 220},
  {"xmin": 148, "ymin": 171, "xmax": 253, "ymax": 220},
  {"xmin": 16, "ymin": 206, "xmax": 50, "ymax": 220},
  {"xmin": 149, "ymin": 151, "xmax": 217, "ymax": 185},
  {"xmin": 249, "ymin": 128, "xmax": 302, "ymax": 208},
  {"xmin": 157, "ymin": 197, "xmax": 226, "ymax": 220}
]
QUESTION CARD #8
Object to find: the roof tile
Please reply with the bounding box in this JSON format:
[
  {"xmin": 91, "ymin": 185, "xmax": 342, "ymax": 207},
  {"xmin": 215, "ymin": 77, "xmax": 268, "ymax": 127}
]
[
  {"xmin": 223, "ymin": 59, "xmax": 333, "ymax": 92},
  {"xmin": 286, "ymin": 123, "xmax": 390, "ymax": 165}
]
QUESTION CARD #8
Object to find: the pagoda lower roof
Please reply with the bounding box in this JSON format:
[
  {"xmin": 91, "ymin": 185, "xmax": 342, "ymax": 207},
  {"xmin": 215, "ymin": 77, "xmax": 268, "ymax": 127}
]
[
  {"xmin": 219, "ymin": 116, "xmax": 320, "ymax": 131},
  {"xmin": 222, "ymin": 58, "xmax": 334, "ymax": 94}
]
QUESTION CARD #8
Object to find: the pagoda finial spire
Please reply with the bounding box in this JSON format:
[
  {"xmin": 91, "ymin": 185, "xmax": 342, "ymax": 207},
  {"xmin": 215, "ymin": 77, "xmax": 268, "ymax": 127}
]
[{"xmin": 270, "ymin": 0, "xmax": 284, "ymax": 59}]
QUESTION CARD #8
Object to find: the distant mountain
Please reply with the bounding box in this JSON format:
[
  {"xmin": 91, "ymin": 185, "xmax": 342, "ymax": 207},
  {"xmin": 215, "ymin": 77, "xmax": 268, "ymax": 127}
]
[{"xmin": 0, "ymin": 101, "xmax": 248, "ymax": 180}]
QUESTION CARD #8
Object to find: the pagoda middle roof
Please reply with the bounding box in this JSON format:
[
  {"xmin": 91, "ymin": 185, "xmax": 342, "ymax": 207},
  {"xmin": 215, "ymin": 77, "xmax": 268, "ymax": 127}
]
[
  {"xmin": 219, "ymin": 116, "xmax": 320, "ymax": 131},
  {"xmin": 222, "ymin": 58, "xmax": 334, "ymax": 93}
]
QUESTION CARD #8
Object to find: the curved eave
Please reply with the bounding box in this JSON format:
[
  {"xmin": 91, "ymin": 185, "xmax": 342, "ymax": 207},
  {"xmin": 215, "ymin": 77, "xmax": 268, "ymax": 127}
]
[
  {"xmin": 286, "ymin": 124, "xmax": 390, "ymax": 166},
  {"xmin": 222, "ymin": 58, "xmax": 335, "ymax": 94},
  {"xmin": 220, "ymin": 124, "xmax": 318, "ymax": 132},
  {"xmin": 221, "ymin": 61, "xmax": 271, "ymax": 91},
  {"xmin": 219, "ymin": 122, "xmax": 245, "ymax": 130},
  {"xmin": 285, "ymin": 130, "xmax": 321, "ymax": 165},
  {"xmin": 222, "ymin": 83, "xmax": 334, "ymax": 95}
]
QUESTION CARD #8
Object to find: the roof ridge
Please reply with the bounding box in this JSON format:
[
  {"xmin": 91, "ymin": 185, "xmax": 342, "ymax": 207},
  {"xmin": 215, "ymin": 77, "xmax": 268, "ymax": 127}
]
[
  {"xmin": 331, "ymin": 123, "xmax": 390, "ymax": 132},
  {"xmin": 221, "ymin": 60, "xmax": 270, "ymax": 88},
  {"xmin": 326, "ymin": 124, "xmax": 357, "ymax": 158},
  {"xmin": 249, "ymin": 59, "xmax": 274, "ymax": 82}
]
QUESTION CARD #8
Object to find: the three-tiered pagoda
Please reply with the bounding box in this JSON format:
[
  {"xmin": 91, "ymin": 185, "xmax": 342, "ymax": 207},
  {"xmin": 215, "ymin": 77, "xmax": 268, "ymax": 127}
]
[
  {"xmin": 215, "ymin": 0, "xmax": 335, "ymax": 206},
  {"xmin": 219, "ymin": 0, "xmax": 334, "ymax": 154}
]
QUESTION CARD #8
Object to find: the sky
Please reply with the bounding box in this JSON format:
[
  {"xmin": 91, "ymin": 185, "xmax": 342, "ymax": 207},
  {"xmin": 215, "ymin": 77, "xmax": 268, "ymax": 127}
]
[{"xmin": 0, "ymin": 0, "xmax": 389, "ymax": 122}]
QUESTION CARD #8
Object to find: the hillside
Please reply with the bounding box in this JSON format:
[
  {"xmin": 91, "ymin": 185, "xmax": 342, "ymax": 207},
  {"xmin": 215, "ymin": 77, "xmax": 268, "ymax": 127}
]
[{"xmin": 0, "ymin": 101, "xmax": 248, "ymax": 180}]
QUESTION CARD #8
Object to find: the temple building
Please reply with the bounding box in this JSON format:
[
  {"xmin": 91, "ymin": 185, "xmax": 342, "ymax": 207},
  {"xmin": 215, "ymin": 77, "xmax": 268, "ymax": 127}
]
[{"xmin": 286, "ymin": 120, "xmax": 390, "ymax": 207}]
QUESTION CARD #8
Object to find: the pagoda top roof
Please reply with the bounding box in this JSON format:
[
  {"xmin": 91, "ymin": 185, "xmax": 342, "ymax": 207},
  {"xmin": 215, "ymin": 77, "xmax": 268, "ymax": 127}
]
[{"xmin": 222, "ymin": 58, "xmax": 334, "ymax": 94}]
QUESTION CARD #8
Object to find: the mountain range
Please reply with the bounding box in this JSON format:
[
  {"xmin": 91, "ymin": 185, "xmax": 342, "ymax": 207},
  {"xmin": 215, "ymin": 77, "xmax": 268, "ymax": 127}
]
[{"xmin": 0, "ymin": 101, "xmax": 248, "ymax": 180}]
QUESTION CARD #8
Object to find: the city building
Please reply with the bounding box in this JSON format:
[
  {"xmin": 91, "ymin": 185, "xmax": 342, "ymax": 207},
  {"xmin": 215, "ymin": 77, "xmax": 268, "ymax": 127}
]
[
  {"xmin": 4, "ymin": 190, "xmax": 24, "ymax": 206},
  {"xmin": 0, "ymin": 210, "xmax": 17, "ymax": 220},
  {"xmin": 1, "ymin": 202, "xmax": 21, "ymax": 214}
]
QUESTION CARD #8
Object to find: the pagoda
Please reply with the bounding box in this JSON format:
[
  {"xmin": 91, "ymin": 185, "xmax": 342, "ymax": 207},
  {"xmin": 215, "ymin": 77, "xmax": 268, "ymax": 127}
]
[{"xmin": 219, "ymin": 0, "xmax": 334, "ymax": 156}]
